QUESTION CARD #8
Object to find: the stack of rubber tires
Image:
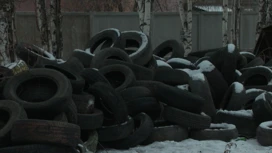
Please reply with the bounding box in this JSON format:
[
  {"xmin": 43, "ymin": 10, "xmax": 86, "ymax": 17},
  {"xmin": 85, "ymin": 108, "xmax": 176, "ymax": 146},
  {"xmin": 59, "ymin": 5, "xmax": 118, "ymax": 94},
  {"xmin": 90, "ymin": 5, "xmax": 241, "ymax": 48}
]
[{"xmin": 0, "ymin": 28, "xmax": 271, "ymax": 152}]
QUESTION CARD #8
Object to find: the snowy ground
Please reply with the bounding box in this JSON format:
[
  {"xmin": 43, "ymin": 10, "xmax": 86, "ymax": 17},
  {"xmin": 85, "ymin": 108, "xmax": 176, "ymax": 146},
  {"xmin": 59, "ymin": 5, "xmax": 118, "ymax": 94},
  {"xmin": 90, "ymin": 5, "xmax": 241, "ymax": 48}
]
[{"xmin": 98, "ymin": 138, "xmax": 272, "ymax": 153}]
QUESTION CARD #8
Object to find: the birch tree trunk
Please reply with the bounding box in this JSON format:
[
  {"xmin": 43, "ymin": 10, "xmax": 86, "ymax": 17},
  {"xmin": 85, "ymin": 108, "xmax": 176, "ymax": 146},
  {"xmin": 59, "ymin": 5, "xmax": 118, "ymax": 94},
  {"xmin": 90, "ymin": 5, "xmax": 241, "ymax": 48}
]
[
  {"xmin": 230, "ymin": 0, "xmax": 236, "ymax": 44},
  {"xmin": 143, "ymin": 0, "xmax": 151, "ymax": 36},
  {"xmin": 35, "ymin": 0, "xmax": 52, "ymax": 53},
  {"xmin": 178, "ymin": 0, "xmax": 193, "ymax": 56},
  {"xmin": 256, "ymin": 0, "xmax": 266, "ymax": 42},
  {"xmin": 0, "ymin": 0, "xmax": 14, "ymax": 65},
  {"xmin": 235, "ymin": 0, "xmax": 241, "ymax": 48},
  {"xmin": 136, "ymin": 0, "xmax": 145, "ymax": 29},
  {"xmin": 222, "ymin": 0, "xmax": 228, "ymax": 46},
  {"xmin": 266, "ymin": 0, "xmax": 272, "ymax": 26},
  {"xmin": 50, "ymin": 0, "xmax": 63, "ymax": 58}
]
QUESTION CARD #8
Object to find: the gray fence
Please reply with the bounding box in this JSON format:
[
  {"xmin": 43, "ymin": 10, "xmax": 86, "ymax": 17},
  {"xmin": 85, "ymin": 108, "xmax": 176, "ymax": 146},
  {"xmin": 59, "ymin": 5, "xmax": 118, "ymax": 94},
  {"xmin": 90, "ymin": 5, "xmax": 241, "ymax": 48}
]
[{"xmin": 15, "ymin": 12, "xmax": 258, "ymax": 59}]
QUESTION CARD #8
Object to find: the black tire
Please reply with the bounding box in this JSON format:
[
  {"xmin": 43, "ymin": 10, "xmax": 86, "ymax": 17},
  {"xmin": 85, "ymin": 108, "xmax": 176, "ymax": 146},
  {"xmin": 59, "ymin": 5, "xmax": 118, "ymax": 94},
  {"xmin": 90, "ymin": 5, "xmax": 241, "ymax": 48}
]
[
  {"xmin": 115, "ymin": 31, "xmax": 152, "ymax": 66},
  {"xmin": 88, "ymin": 82, "xmax": 128, "ymax": 124},
  {"xmin": 53, "ymin": 112, "xmax": 68, "ymax": 122},
  {"xmin": 197, "ymin": 60, "xmax": 229, "ymax": 108},
  {"xmin": 188, "ymin": 73, "xmax": 216, "ymax": 118},
  {"xmin": 77, "ymin": 108, "xmax": 104, "ymax": 130},
  {"xmin": 190, "ymin": 123, "xmax": 239, "ymax": 142},
  {"xmin": 61, "ymin": 56, "xmax": 85, "ymax": 74},
  {"xmin": 244, "ymin": 57, "xmax": 264, "ymax": 68},
  {"xmin": 257, "ymin": 121, "xmax": 272, "ymax": 146},
  {"xmin": 134, "ymin": 80, "xmax": 205, "ymax": 114},
  {"xmin": 252, "ymin": 92, "xmax": 272, "ymax": 125},
  {"xmin": 153, "ymin": 40, "xmax": 185, "ymax": 59},
  {"xmin": 120, "ymin": 86, "xmax": 153, "ymax": 101},
  {"xmin": 102, "ymin": 113, "xmax": 154, "ymax": 149},
  {"xmin": 194, "ymin": 56, "xmax": 211, "ymax": 66},
  {"xmin": 65, "ymin": 99, "xmax": 78, "ymax": 124},
  {"xmin": 264, "ymin": 58, "xmax": 272, "ymax": 66},
  {"xmin": 167, "ymin": 58, "xmax": 196, "ymax": 69},
  {"xmin": 220, "ymin": 82, "xmax": 246, "ymax": 110},
  {"xmin": 163, "ymin": 106, "xmax": 211, "ymax": 129},
  {"xmin": 144, "ymin": 55, "xmax": 158, "ymax": 70},
  {"xmin": 15, "ymin": 42, "xmax": 57, "ymax": 67},
  {"xmin": 142, "ymin": 120, "xmax": 188, "ymax": 145},
  {"xmin": 126, "ymin": 97, "xmax": 162, "ymax": 118},
  {"xmin": 42, "ymin": 63, "xmax": 85, "ymax": 94},
  {"xmin": 213, "ymin": 109, "xmax": 257, "ymax": 137},
  {"xmin": 236, "ymin": 54, "xmax": 247, "ymax": 70},
  {"xmin": 0, "ymin": 100, "xmax": 27, "ymax": 145},
  {"xmin": 11, "ymin": 119, "xmax": 81, "ymax": 147},
  {"xmin": 156, "ymin": 60, "xmax": 172, "ymax": 69},
  {"xmin": 154, "ymin": 67, "xmax": 189, "ymax": 85},
  {"xmin": 97, "ymin": 116, "xmax": 134, "ymax": 142},
  {"xmin": 242, "ymin": 88, "xmax": 266, "ymax": 109},
  {"xmin": 0, "ymin": 144, "xmax": 78, "ymax": 153},
  {"xmin": 81, "ymin": 68, "xmax": 111, "ymax": 88},
  {"xmin": 99, "ymin": 64, "xmax": 136, "ymax": 92},
  {"xmin": 3, "ymin": 68, "xmax": 72, "ymax": 115},
  {"xmin": 70, "ymin": 49, "xmax": 94, "ymax": 68},
  {"xmin": 238, "ymin": 66, "xmax": 272, "ymax": 86},
  {"xmin": 101, "ymin": 59, "xmax": 154, "ymax": 80},
  {"xmin": 85, "ymin": 28, "xmax": 120, "ymax": 54},
  {"xmin": 91, "ymin": 47, "xmax": 132, "ymax": 69},
  {"xmin": 240, "ymin": 51, "xmax": 255, "ymax": 63}
]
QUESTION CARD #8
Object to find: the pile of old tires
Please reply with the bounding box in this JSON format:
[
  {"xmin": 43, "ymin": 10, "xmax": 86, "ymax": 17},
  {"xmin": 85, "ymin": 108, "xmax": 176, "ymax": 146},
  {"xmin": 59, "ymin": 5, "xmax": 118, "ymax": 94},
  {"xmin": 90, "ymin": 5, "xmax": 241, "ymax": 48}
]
[{"xmin": 0, "ymin": 28, "xmax": 271, "ymax": 152}]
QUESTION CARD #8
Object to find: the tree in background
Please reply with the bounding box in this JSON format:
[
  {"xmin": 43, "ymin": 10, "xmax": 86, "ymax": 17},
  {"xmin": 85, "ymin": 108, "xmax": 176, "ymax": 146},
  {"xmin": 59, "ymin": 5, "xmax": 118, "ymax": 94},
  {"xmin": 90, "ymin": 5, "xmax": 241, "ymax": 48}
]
[
  {"xmin": 136, "ymin": 0, "xmax": 152, "ymax": 36},
  {"xmin": 35, "ymin": 0, "xmax": 63, "ymax": 57},
  {"xmin": 178, "ymin": 0, "xmax": 193, "ymax": 56},
  {"xmin": 230, "ymin": 0, "xmax": 241, "ymax": 48},
  {"xmin": 222, "ymin": 0, "xmax": 228, "ymax": 46},
  {"xmin": 0, "ymin": 0, "xmax": 16, "ymax": 65},
  {"xmin": 256, "ymin": 0, "xmax": 266, "ymax": 41}
]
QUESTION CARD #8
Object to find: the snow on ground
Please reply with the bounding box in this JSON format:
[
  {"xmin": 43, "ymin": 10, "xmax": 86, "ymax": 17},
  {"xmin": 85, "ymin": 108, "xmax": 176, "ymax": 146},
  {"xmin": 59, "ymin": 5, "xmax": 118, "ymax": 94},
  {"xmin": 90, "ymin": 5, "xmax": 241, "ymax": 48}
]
[{"xmin": 98, "ymin": 138, "xmax": 272, "ymax": 153}]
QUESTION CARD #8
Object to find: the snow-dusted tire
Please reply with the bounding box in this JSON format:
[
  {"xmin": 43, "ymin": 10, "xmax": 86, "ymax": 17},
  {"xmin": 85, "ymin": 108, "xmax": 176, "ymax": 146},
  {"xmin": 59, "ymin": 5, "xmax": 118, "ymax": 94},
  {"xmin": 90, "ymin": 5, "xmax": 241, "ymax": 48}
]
[
  {"xmin": 213, "ymin": 109, "xmax": 257, "ymax": 137},
  {"xmin": 70, "ymin": 49, "xmax": 94, "ymax": 68},
  {"xmin": 72, "ymin": 93, "xmax": 95, "ymax": 114},
  {"xmin": 163, "ymin": 106, "xmax": 211, "ymax": 129},
  {"xmin": 156, "ymin": 60, "xmax": 172, "ymax": 69},
  {"xmin": 77, "ymin": 108, "xmax": 103, "ymax": 130},
  {"xmin": 196, "ymin": 60, "xmax": 228, "ymax": 108},
  {"xmin": 91, "ymin": 47, "xmax": 132, "ymax": 69},
  {"xmin": 102, "ymin": 59, "xmax": 154, "ymax": 80},
  {"xmin": 244, "ymin": 57, "xmax": 264, "ymax": 68},
  {"xmin": 99, "ymin": 64, "xmax": 136, "ymax": 92},
  {"xmin": 142, "ymin": 120, "xmax": 188, "ymax": 145},
  {"xmin": 240, "ymin": 51, "xmax": 255, "ymax": 63},
  {"xmin": 85, "ymin": 28, "xmax": 120, "ymax": 54},
  {"xmin": 153, "ymin": 67, "xmax": 189, "ymax": 86},
  {"xmin": 167, "ymin": 58, "xmax": 196, "ymax": 69},
  {"xmin": 252, "ymin": 92, "xmax": 272, "ymax": 125},
  {"xmin": 188, "ymin": 73, "xmax": 216, "ymax": 118},
  {"xmin": 242, "ymin": 88, "xmax": 265, "ymax": 109},
  {"xmin": 220, "ymin": 82, "xmax": 246, "ymax": 111},
  {"xmin": 236, "ymin": 54, "xmax": 247, "ymax": 70},
  {"xmin": 115, "ymin": 31, "xmax": 152, "ymax": 66},
  {"xmin": 257, "ymin": 121, "xmax": 272, "ymax": 146},
  {"xmin": 238, "ymin": 66, "xmax": 272, "ymax": 86},
  {"xmin": 153, "ymin": 40, "xmax": 185, "ymax": 59},
  {"xmin": 97, "ymin": 116, "xmax": 134, "ymax": 142},
  {"xmin": 102, "ymin": 113, "xmax": 153, "ymax": 149},
  {"xmin": 144, "ymin": 55, "xmax": 158, "ymax": 70},
  {"xmin": 119, "ymin": 86, "xmax": 153, "ymax": 101},
  {"xmin": 190, "ymin": 123, "xmax": 238, "ymax": 142},
  {"xmin": 194, "ymin": 56, "xmax": 210, "ymax": 67},
  {"xmin": 15, "ymin": 42, "xmax": 57, "ymax": 67}
]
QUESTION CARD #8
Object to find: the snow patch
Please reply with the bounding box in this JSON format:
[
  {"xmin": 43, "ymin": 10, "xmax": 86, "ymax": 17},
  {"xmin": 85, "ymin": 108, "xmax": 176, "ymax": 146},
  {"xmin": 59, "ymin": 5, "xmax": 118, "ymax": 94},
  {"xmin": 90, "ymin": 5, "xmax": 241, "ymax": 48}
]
[
  {"xmin": 176, "ymin": 84, "xmax": 189, "ymax": 90},
  {"xmin": 122, "ymin": 31, "xmax": 148, "ymax": 57},
  {"xmin": 178, "ymin": 69, "xmax": 201, "ymax": 77},
  {"xmin": 205, "ymin": 123, "xmax": 236, "ymax": 131},
  {"xmin": 88, "ymin": 95, "xmax": 95, "ymax": 107},
  {"xmin": 235, "ymin": 69, "xmax": 242, "ymax": 76},
  {"xmin": 232, "ymin": 82, "xmax": 244, "ymax": 93},
  {"xmin": 197, "ymin": 60, "xmax": 215, "ymax": 72},
  {"xmin": 4, "ymin": 62, "xmax": 17, "ymax": 69},
  {"xmin": 255, "ymin": 93, "xmax": 266, "ymax": 101},
  {"xmin": 167, "ymin": 58, "xmax": 192, "ymax": 66},
  {"xmin": 259, "ymin": 121, "xmax": 272, "ymax": 130},
  {"xmin": 218, "ymin": 109, "xmax": 253, "ymax": 117},
  {"xmin": 85, "ymin": 48, "xmax": 92, "ymax": 54},
  {"xmin": 153, "ymin": 55, "xmax": 166, "ymax": 61},
  {"xmin": 245, "ymin": 88, "xmax": 265, "ymax": 94},
  {"xmin": 32, "ymin": 44, "xmax": 56, "ymax": 60},
  {"xmin": 156, "ymin": 60, "xmax": 172, "ymax": 68},
  {"xmin": 191, "ymin": 73, "xmax": 205, "ymax": 82},
  {"xmin": 240, "ymin": 51, "xmax": 255, "ymax": 57},
  {"xmin": 92, "ymin": 68, "xmax": 98, "ymax": 71},
  {"xmin": 228, "ymin": 44, "xmax": 235, "ymax": 53},
  {"xmin": 56, "ymin": 59, "xmax": 65, "ymax": 64}
]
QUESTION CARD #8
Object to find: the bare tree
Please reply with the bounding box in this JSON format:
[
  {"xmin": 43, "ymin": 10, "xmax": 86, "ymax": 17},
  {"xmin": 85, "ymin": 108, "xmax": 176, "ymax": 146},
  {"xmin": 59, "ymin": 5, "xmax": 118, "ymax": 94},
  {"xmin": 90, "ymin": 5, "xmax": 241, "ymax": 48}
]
[
  {"xmin": 178, "ymin": 0, "xmax": 193, "ymax": 56},
  {"xmin": 136, "ymin": 0, "xmax": 152, "ymax": 36},
  {"xmin": 230, "ymin": 0, "xmax": 241, "ymax": 48},
  {"xmin": 222, "ymin": 0, "xmax": 228, "ymax": 46},
  {"xmin": 0, "ymin": 0, "xmax": 16, "ymax": 65},
  {"xmin": 266, "ymin": 0, "xmax": 272, "ymax": 25},
  {"xmin": 35, "ymin": 0, "xmax": 52, "ymax": 53},
  {"xmin": 256, "ymin": 0, "xmax": 266, "ymax": 42},
  {"xmin": 50, "ymin": 0, "xmax": 63, "ymax": 58}
]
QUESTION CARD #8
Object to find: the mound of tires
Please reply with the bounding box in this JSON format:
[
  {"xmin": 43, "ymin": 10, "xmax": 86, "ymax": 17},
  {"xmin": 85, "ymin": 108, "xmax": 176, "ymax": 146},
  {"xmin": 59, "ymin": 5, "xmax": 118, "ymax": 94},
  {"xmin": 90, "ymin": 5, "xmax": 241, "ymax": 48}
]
[{"xmin": 0, "ymin": 28, "xmax": 271, "ymax": 152}]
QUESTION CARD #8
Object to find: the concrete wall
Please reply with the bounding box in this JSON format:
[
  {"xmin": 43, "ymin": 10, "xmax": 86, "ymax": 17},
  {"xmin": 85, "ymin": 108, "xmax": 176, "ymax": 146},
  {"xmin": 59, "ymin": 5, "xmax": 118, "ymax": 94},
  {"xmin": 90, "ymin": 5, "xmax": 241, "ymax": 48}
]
[{"xmin": 16, "ymin": 12, "xmax": 258, "ymax": 59}]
